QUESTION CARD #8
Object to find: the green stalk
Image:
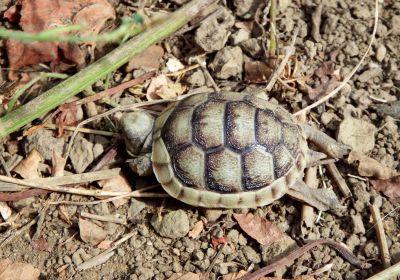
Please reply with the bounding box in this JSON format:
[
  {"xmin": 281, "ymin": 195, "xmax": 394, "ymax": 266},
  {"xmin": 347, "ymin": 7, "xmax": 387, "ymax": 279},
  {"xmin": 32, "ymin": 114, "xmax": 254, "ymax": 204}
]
[{"xmin": 0, "ymin": 0, "xmax": 217, "ymax": 139}]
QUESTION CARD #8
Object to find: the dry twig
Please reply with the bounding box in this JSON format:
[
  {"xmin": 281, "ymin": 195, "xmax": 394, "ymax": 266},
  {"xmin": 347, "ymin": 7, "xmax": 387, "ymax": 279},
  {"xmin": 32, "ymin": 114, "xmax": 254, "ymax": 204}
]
[{"xmin": 370, "ymin": 204, "xmax": 391, "ymax": 269}]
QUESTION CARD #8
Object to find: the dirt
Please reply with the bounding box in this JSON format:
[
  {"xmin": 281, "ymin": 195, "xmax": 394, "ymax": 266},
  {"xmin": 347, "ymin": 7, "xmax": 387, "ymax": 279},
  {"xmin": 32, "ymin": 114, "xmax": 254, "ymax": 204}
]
[{"xmin": 0, "ymin": 0, "xmax": 400, "ymax": 280}]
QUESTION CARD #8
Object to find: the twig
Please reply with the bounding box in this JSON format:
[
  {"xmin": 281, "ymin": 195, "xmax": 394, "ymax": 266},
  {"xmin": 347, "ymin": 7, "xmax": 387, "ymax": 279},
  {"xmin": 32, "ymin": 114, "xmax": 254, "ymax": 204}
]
[
  {"xmin": 268, "ymin": 0, "xmax": 277, "ymax": 55},
  {"xmin": 80, "ymin": 212, "xmax": 127, "ymax": 225},
  {"xmin": 195, "ymin": 56, "xmax": 220, "ymax": 92},
  {"xmin": 239, "ymin": 239, "xmax": 364, "ymax": 280},
  {"xmin": 370, "ymin": 204, "xmax": 391, "ymax": 269},
  {"xmin": 43, "ymin": 124, "xmax": 115, "ymax": 137},
  {"xmin": 265, "ymin": 27, "xmax": 298, "ymax": 92},
  {"xmin": 0, "ymin": 217, "xmax": 38, "ymax": 247},
  {"xmin": 32, "ymin": 204, "xmax": 50, "ymax": 240},
  {"xmin": 301, "ymin": 167, "xmax": 317, "ymax": 229},
  {"xmin": 49, "ymin": 184, "xmax": 163, "ymax": 205},
  {"xmin": 366, "ymin": 261, "xmax": 400, "ymax": 280},
  {"xmin": 294, "ymin": 0, "xmax": 379, "ymax": 116},
  {"xmin": 77, "ymin": 231, "xmax": 136, "ymax": 270},
  {"xmin": 326, "ymin": 163, "xmax": 352, "ymax": 197},
  {"xmin": 0, "ymin": 154, "xmax": 11, "ymax": 177},
  {"xmin": 206, "ymin": 243, "xmax": 226, "ymax": 275}
]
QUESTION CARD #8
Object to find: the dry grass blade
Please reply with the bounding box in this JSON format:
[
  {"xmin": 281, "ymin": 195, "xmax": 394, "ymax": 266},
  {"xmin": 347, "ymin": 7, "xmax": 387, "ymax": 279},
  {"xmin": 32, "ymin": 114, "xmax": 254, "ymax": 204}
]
[{"xmin": 369, "ymin": 204, "xmax": 391, "ymax": 269}]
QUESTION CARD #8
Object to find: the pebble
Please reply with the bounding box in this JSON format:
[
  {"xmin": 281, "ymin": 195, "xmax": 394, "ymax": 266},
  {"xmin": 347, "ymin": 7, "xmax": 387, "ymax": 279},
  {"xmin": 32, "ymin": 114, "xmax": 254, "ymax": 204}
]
[
  {"xmin": 63, "ymin": 255, "xmax": 72, "ymax": 264},
  {"xmin": 351, "ymin": 214, "xmax": 365, "ymax": 234},
  {"xmin": 204, "ymin": 209, "xmax": 223, "ymax": 222},
  {"xmin": 151, "ymin": 210, "xmax": 190, "ymax": 238},
  {"xmin": 376, "ymin": 45, "xmax": 387, "ymax": 62},
  {"xmin": 209, "ymin": 46, "xmax": 243, "ymax": 79},
  {"xmin": 242, "ymin": 246, "xmax": 261, "ymax": 264},
  {"xmin": 230, "ymin": 29, "xmax": 250, "ymax": 45},
  {"xmin": 117, "ymin": 248, "xmax": 125, "ymax": 257},
  {"xmin": 357, "ymin": 67, "xmax": 382, "ymax": 83},
  {"xmin": 337, "ymin": 116, "xmax": 376, "ymax": 153},
  {"xmin": 72, "ymin": 251, "xmax": 83, "ymax": 266}
]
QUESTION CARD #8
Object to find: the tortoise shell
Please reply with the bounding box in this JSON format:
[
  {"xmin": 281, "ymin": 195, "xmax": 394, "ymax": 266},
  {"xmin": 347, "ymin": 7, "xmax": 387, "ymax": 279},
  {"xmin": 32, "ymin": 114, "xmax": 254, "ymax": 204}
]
[{"xmin": 152, "ymin": 92, "xmax": 308, "ymax": 208}]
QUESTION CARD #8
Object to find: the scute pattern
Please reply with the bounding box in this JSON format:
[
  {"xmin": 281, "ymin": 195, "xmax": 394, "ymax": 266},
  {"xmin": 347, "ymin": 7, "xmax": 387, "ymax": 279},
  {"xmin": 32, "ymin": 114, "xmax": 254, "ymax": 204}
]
[{"xmin": 153, "ymin": 92, "xmax": 308, "ymax": 207}]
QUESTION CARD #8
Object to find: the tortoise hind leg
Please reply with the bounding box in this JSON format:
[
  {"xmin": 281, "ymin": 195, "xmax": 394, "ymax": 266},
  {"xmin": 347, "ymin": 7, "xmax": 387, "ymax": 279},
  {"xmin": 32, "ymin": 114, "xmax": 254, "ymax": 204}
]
[
  {"xmin": 300, "ymin": 124, "xmax": 350, "ymax": 159},
  {"xmin": 287, "ymin": 180, "xmax": 343, "ymax": 211}
]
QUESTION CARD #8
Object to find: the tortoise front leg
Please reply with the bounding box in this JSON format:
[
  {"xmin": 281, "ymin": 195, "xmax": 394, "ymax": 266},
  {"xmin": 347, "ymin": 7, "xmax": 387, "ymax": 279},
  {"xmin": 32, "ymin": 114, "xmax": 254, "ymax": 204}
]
[
  {"xmin": 300, "ymin": 124, "xmax": 350, "ymax": 159},
  {"xmin": 287, "ymin": 180, "xmax": 343, "ymax": 211}
]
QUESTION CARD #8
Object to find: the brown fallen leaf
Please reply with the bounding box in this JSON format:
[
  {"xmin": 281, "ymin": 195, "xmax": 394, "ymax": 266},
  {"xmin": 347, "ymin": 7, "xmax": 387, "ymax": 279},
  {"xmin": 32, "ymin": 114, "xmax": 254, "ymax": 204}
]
[
  {"xmin": 4, "ymin": 0, "xmax": 115, "ymax": 80},
  {"xmin": 79, "ymin": 218, "xmax": 107, "ymax": 245},
  {"xmin": 244, "ymin": 61, "xmax": 274, "ymax": 83},
  {"xmin": 97, "ymin": 239, "xmax": 113, "ymax": 249},
  {"xmin": 188, "ymin": 220, "xmax": 204, "ymax": 239},
  {"xmin": 146, "ymin": 74, "xmax": 185, "ymax": 100},
  {"xmin": 348, "ymin": 151, "xmax": 398, "ymax": 180},
  {"xmin": 126, "ymin": 45, "xmax": 165, "ymax": 72},
  {"xmin": 31, "ymin": 238, "xmax": 50, "ymax": 252},
  {"xmin": 370, "ymin": 176, "xmax": 400, "ymax": 203},
  {"xmin": 211, "ymin": 236, "xmax": 229, "ymax": 248},
  {"xmin": 98, "ymin": 172, "xmax": 132, "ymax": 207},
  {"xmin": 233, "ymin": 213, "xmax": 283, "ymax": 246},
  {"xmin": 0, "ymin": 259, "xmax": 40, "ymax": 280},
  {"xmin": 13, "ymin": 148, "xmax": 43, "ymax": 179}
]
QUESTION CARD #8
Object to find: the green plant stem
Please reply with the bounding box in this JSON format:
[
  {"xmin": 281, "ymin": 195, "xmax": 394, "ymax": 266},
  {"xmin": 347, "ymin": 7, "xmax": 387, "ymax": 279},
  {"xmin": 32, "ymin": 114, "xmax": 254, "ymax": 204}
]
[
  {"xmin": 7, "ymin": 73, "xmax": 68, "ymax": 112},
  {"xmin": 0, "ymin": 18, "xmax": 143, "ymax": 43},
  {"xmin": 0, "ymin": 0, "xmax": 217, "ymax": 139},
  {"xmin": 269, "ymin": 0, "xmax": 277, "ymax": 56}
]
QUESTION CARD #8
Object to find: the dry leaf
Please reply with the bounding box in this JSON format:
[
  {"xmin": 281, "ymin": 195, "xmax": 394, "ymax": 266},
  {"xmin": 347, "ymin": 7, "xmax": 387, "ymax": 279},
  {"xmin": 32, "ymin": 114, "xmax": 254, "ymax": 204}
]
[
  {"xmin": 98, "ymin": 172, "xmax": 132, "ymax": 207},
  {"xmin": 188, "ymin": 220, "xmax": 204, "ymax": 239},
  {"xmin": 370, "ymin": 176, "xmax": 400, "ymax": 203},
  {"xmin": 166, "ymin": 58, "xmax": 185, "ymax": 72},
  {"xmin": 13, "ymin": 149, "xmax": 43, "ymax": 179},
  {"xmin": 51, "ymin": 151, "xmax": 66, "ymax": 177},
  {"xmin": 244, "ymin": 61, "xmax": 273, "ymax": 83},
  {"xmin": 5, "ymin": 0, "xmax": 115, "ymax": 80},
  {"xmin": 146, "ymin": 74, "xmax": 185, "ymax": 100},
  {"xmin": 58, "ymin": 205, "xmax": 73, "ymax": 225},
  {"xmin": 233, "ymin": 213, "xmax": 283, "ymax": 245},
  {"xmin": 348, "ymin": 151, "xmax": 398, "ymax": 179},
  {"xmin": 0, "ymin": 202, "xmax": 12, "ymax": 221},
  {"xmin": 126, "ymin": 45, "xmax": 164, "ymax": 71},
  {"xmin": 211, "ymin": 236, "xmax": 229, "ymax": 248},
  {"xmin": 303, "ymin": 61, "xmax": 340, "ymax": 100},
  {"xmin": 31, "ymin": 238, "xmax": 50, "ymax": 252},
  {"xmin": 0, "ymin": 259, "xmax": 40, "ymax": 280},
  {"xmin": 167, "ymin": 272, "xmax": 200, "ymax": 280},
  {"xmin": 97, "ymin": 240, "xmax": 113, "ymax": 249},
  {"xmin": 79, "ymin": 218, "xmax": 107, "ymax": 245}
]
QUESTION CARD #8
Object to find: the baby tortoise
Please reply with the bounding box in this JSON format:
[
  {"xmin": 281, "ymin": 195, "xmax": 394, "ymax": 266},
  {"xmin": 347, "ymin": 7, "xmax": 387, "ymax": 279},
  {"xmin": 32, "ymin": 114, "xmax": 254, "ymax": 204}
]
[{"xmin": 122, "ymin": 91, "xmax": 350, "ymax": 210}]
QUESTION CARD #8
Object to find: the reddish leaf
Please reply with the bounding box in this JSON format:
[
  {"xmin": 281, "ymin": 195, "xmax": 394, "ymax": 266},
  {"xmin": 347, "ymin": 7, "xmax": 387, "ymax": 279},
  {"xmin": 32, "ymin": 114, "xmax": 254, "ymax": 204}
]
[
  {"xmin": 348, "ymin": 151, "xmax": 398, "ymax": 180},
  {"xmin": 370, "ymin": 176, "xmax": 400, "ymax": 203},
  {"xmin": 5, "ymin": 0, "xmax": 115, "ymax": 80},
  {"xmin": 244, "ymin": 61, "xmax": 273, "ymax": 83},
  {"xmin": 233, "ymin": 213, "xmax": 283, "ymax": 245},
  {"xmin": 211, "ymin": 236, "xmax": 229, "ymax": 248},
  {"xmin": 31, "ymin": 239, "xmax": 50, "ymax": 252},
  {"xmin": 79, "ymin": 218, "xmax": 107, "ymax": 245}
]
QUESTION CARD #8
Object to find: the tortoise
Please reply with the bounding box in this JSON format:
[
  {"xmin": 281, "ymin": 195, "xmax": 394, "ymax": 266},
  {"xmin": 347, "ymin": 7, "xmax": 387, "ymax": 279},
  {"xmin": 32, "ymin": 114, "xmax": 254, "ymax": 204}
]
[{"xmin": 122, "ymin": 91, "xmax": 349, "ymax": 209}]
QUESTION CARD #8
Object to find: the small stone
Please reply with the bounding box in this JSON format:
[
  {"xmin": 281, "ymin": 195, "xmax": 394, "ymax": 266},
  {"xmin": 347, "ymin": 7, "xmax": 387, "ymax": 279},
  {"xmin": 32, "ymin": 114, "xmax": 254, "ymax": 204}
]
[
  {"xmin": 376, "ymin": 45, "xmax": 387, "ymax": 62},
  {"xmin": 117, "ymin": 248, "xmax": 125, "ymax": 257},
  {"xmin": 192, "ymin": 249, "xmax": 204, "ymax": 261},
  {"xmin": 337, "ymin": 116, "xmax": 376, "ymax": 153},
  {"xmin": 128, "ymin": 153, "xmax": 153, "ymax": 176},
  {"xmin": 357, "ymin": 67, "xmax": 382, "ymax": 83},
  {"xmin": 204, "ymin": 209, "xmax": 223, "ymax": 222},
  {"xmin": 151, "ymin": 210, "xmax": 190, "ymax": 238},
  {"xmin": 172, "ymin": 261, "xmax": 183, "ymax": 273},
  {"xmin": 23, "ymin": 129, "xmax": 65, "ymax": 161},
  {"xmin": 390, "ymin": 242, "xmax": 400, "ymax": 263},
  {"xmin": 70, "ymin": 135, "xmax": 94, "ymax": 173},
  {"xmin": 240, "ymin": 38, "xmax": 263, "ymax": 58},
  {"xmin": 227, "ymin": 229, "xmax": 240, "ymax": 244},
  {"xmin": 346, "ymin": 234, "xmax": 361, "ymax": 250},
  {"xmin": 391, "ymin": 15, "xmax": 400, "ymax": 35},
  {"xmin": 195, "ymin": 7, "xmax": 235, "ymax": 52},
  {"xmin": 209, "ymin": 46, "xmax": 243, "ymax": 79},
  {"xmin": 230, "ymin": 29, "xmax": 250, "ymax": 45},
  {"xmin": 352, "ymin": 5, "xmax": 371, "ymax": 19},
  {"xmin": 260, "ymin": 234, "xmax": 297, "ymax": 265},
  {"xmin": 351, "ymin": 215, "xmax": 365, "ymax": 234},
  {"xmin": 364, "ymin": 242, "xmax": 379, "ymax": 258},
  {"xmin": 72, "ymin": 251, "xmax": 83, "ymax": 266},
  {"xmin": 186, "ymin": 69, "xmax": 205, "ymax": 86},
  {"xmin": 344, "ymin": 41, "xmax": 359, "ymax": 57},
  {"xmin": 242, "ymin": 246, "xmax": 261, "ymax": 264},
  {"xmin": 63, "ymin": 255, "xmax": 72, "ymax": 264}
]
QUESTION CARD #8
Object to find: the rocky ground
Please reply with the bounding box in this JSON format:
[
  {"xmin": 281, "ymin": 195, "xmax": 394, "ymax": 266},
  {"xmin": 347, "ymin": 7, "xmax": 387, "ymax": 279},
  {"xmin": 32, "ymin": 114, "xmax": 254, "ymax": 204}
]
[{"xmin": 0, "ymin": 0, "xmax": 399, "ymax": 279}]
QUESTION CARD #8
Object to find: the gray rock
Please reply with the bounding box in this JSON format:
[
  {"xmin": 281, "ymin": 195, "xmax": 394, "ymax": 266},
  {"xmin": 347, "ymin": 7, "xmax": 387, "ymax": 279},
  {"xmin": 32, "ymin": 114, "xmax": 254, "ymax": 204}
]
[
  {"xmin": 23, "ymin": 129, "xmax": 65, "ymax": 161},
  {"xmin": 72, "ymin": 250, "xmax": 83, "ymax": 266},
  {"xmin": 376, "ymin": 45, "xmax": 387, "ymax": 62},
  {"xmin": 260, "ymin": 234, "xmax": 297, "ymax": 265},
  {"xmin": 151, "ymin": 210, "xmax": 190, "ymax": 238},
  {"xmin": 358, "ymin": 67, "xmax": 382, "ymax": 83},
  {"xmin": 344, "ymin": 41, "xmax": 359, "ymax": 57},
  {"xmin": 240, "ymin": 38, "xmax": 263, "ymax": 58},
  {"xmin": 128, "ymin": 153, "xmax": 153, "ymax": 176},
  {"xmin": 242, "ymin": 246, "xmax": 261, "ymax": 264},
  {"xmin": 69, "ymin": 134, "xmax": 94, "ymax": 173},
  {"xmin": 195, "ymin": 6, "xmax": 235, "ymax": 52},
  {"xmin": 230, "ymin": 29, "xmax": 251, "ymax": 45},
  {"xmin": 186, "ymin": 69, "xmax": 206, "ymax": 86},
  {"xmin": 351, "ymin": 214, "xmax": 365, "ymax": 234},
  {"xmin": 233, "ymin": 0, "xmax": 262, "ymax": 17},
  {"xmin": 337, "ymin": 116, "xmax": 376, "ymax": 153},
  {"xmin": 204, "ymin": 209, "xmax": 223, "ymax": 222},
  {"xmin": 209, "ymin": 46, "xmax": 243, "ymax": 79}
]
